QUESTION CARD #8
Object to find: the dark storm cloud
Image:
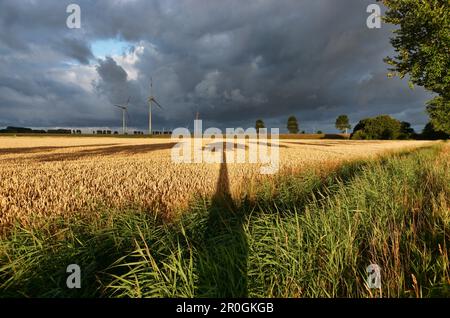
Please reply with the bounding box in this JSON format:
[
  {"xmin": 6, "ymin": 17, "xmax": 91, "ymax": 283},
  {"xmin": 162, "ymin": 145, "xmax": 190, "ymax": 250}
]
[
  {"xmin": 96, "ymin": 57, "xmax": 128, "ymax": 85},
  {"xmin": 0, "ymin": 0, "xmax": 432, "ymax": 132},
  {"xmin": 94, "ymin": 56, "xmax": 148, "ymax": 126},
  {"xmin": 56, "ymin": 38, "xmax": 94, "ymax": 65}
]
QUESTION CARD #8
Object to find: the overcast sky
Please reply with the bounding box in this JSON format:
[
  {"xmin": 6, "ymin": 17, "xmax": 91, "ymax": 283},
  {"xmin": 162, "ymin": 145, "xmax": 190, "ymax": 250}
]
[{"xmin": 0, "ymin": 0, "xmax": 433, "ymax": 133}]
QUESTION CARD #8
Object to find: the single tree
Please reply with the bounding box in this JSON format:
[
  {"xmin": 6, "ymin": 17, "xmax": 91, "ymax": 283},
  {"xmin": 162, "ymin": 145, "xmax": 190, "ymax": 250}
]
[
  {"xmin": 351, "ymin": 115, "xmax": 402, "ymax": 140},
  {"xmin": 335, "ymin": 115, "xmax": 351, "ymax": 133},
  {"xmin": 255, "ymin": 119, "xmax": 265, "ymax": 133},
  {"xmin": 287, "ymin": 116, "xmax": 299, "ymax": 134},
  {"xmin": 382, "ymin": 0, "xmax": 450, "ymax": 133},
  {"xmin": 399, "ymin": 121, "xmax": 416, "ymax": 139}
]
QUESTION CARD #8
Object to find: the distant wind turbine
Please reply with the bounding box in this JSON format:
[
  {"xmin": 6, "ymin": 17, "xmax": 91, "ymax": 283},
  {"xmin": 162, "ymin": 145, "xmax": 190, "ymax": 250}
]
[
  {"xmin": 147, "ymin": 78, "xmax": 163, "ymax": 135},
  {"xmin": 114, "ymin": 97, "xmax": 130, "ymax": 135}
]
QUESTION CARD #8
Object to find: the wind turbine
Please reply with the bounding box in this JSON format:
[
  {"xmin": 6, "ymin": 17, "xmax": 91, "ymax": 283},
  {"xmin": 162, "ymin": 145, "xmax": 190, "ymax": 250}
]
[
  {"xmin": 184, "ymin": 106, "xmax": 199, "ymax": 131},
  {"xmin": 147, "ymin": 78, "xmax": 163, "ymax": 135},
  {"xmin": 114, "ymin": 97, "xmax": 130, "ymax": 135}
]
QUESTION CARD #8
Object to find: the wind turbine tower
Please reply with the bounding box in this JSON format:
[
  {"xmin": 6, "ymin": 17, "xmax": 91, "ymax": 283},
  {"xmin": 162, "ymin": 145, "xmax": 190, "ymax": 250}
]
[
  {"xmin": 114, "ymin": 97, "xmax": 130, "ymax": 135},
  {"xmin": 147, "ymin": 78, "xmax": 163, "ymax": 135}
]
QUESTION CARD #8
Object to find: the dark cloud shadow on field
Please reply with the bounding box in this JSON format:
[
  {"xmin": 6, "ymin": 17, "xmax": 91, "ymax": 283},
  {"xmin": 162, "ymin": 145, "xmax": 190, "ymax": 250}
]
[
  {"xmin": 29, "ymin": 142, "xmax": 178, "ymax": 162},
  {"xmin": 0, "ymin": 144, "xmax": 120, "ymax": 155}
]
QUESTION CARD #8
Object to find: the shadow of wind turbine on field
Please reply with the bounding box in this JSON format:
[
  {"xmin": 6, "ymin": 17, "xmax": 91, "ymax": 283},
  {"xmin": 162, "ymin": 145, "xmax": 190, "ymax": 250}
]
[{"xmin": 196, "ymin": 144, "xmax": 248, "ymax": 297}]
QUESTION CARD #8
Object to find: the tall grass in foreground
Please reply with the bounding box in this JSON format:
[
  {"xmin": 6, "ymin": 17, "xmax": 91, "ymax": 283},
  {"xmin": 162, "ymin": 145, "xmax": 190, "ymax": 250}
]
[{"xmin": 0, "ymin": 144, "xmax": 448, "ymax": 297}]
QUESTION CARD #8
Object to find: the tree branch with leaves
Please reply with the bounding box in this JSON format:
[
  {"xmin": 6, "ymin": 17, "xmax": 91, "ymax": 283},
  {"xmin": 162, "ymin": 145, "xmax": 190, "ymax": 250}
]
[{"xmin": 381, "ymin": 0, "xmax": 449, "ymax": 133}]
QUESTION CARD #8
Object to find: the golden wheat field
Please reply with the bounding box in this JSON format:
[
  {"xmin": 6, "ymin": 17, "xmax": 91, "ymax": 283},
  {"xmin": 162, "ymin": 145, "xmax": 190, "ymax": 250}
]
[{"xmin": 0, "ymin": 136, "xmax": 435, "ymax": 230}]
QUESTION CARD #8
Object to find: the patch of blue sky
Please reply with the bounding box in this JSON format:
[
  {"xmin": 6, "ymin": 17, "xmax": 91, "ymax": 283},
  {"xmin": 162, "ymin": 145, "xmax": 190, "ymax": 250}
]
[{"xmin": 91, "ymin": 38, "xmax": 133, "ymax": 59}]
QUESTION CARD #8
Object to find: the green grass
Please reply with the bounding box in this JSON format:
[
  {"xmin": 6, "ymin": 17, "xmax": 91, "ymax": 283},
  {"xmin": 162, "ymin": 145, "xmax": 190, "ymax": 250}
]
[{"xmin": 0, "ymin": 144, "xmax": 448, "ymax": 298}]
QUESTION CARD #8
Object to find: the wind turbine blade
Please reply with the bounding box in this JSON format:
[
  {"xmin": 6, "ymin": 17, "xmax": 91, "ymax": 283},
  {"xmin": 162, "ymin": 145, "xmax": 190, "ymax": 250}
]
[
  {"xmin": 114, "ymin": 105, "xmax": 124, "ymax": 109},
  {"xmin": 153, "ymin": 99, "xmax": 163, "ymax": 109},
  {"xmin": 126, "ymin": 96, "xmax": 131, "ymax": 106}
]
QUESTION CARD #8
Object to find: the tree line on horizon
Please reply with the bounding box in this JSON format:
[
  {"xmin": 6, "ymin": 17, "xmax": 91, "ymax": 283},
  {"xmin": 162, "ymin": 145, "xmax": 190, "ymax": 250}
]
[{"xmin": 254, "ymin": 114, "xmax": 449, "ymax": 140}]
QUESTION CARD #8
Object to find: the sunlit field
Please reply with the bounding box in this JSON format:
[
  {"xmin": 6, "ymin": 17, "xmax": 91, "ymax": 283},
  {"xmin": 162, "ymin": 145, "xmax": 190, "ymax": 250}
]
[{"xmin": 0, "ymin": 136, "xmax": 434, "ymax": 230}]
